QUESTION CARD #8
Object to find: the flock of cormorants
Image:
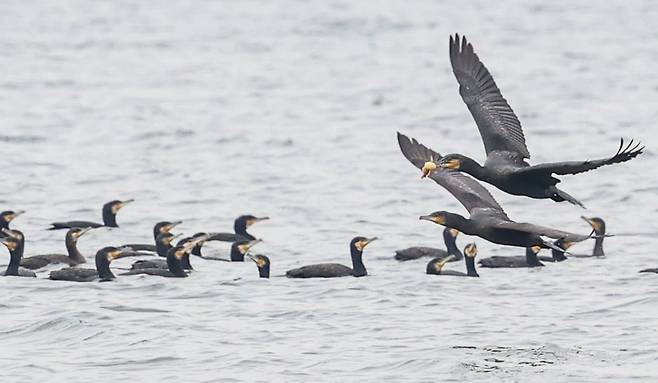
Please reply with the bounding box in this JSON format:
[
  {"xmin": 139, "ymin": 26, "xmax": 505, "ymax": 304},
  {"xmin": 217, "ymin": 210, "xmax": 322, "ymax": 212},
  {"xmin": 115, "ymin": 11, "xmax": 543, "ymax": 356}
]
[{"xmin": 1, "ymin": 34, "xmax": 653, "ymax": 281}]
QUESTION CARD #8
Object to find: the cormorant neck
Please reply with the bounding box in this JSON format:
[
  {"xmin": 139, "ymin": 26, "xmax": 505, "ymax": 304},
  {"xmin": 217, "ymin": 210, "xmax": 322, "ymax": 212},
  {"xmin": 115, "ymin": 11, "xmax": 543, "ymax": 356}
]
[
  {"xmin": 445, "ymin": 214, "xmax": 474, "ymax": 236},
  {"xmin": 350, "ymin": 247, "xmax": 367, "ymax": 277},
  {"xmin": 464, "ymin": 256, "xmax": 478, "ymax": 277},
  {"xmin": 234, "ymin": 222, "xmax": 255, "ymax": 240},
  {"xmin": 230, "ymin": 246, "xmax": 245, "ymax": 262},
  {"xmin": 460, "ymin": 157, "xmax": 488, "ymax": 181},
  {"xmin": 95, "ymin": 257, "xmax": 115, "ymax": 281},
  {"xmin": 65, "ymin": 236, "xmax": 85, "ymax": 263},
  {"xmin": 593, "ymin": 237, "xmax": 605, "ymax": 257},
  {"xmin": 192, "ymin": 244, "xmax": 202, "ymax": 257},
  {"xmin": 102, "ymin": 207, "xmax": 118, "ymax": 227},
  {"xmin": 0, "ymin": 221, "xmax": 8, "ymax": 230},
  {"xmin": 167, "ymin": 253, "xmax": 187, "ymax": 277},
  {"xmin": 443, "ymin": 232, "xmax": 462, "ymax": 258},
  {"xmin": 156, "ymin": 241, "xmax": 171, "ymax": 258},
  {"xmin": 259, "ymin": 265, "xmax": 270, "ymax": 278},
  {"xmin": 525, "ymin": 248, "xmax": 542, "ymax": 266},
  {"xmin": 5, "ymin": 243, "xmax": 24, "ymax": 276},
  {"xmin": 181, "ymin": 254, "xmax": 193, "ymax": 270}
]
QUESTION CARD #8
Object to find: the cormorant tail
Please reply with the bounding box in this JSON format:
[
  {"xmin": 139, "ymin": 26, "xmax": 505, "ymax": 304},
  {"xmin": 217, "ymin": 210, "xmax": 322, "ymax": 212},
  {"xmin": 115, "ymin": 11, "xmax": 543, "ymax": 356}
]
[{"xmin": 550, "ymin": 186, "xmax": 586, "ymax": 208}]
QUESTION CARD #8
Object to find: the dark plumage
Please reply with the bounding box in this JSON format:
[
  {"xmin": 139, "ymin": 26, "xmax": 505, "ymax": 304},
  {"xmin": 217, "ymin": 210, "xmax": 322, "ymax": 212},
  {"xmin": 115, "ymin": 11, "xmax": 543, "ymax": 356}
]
[
  {"xmin": 121, "ymin": 240, "xmax": 201, "ymax": 278},
  {"xmin": 395, "ymin": 228, "xmax": 461, "ymax": 261},
  {"xmin": 20, "ymin": 227, "xmax": 92, "ymax": 270},
  {"xmin": 434, "ymin": 34, "xmax": 643, "ymax": 207},
  {"xmin": 122, "ymin": 220, "xmax": 182, "ymax": 252},
  {"xmin": 233, "ymin": 215, "xmax": 269, "ymax": 241},
  {"xmin": 538, "ymin": 239, "xmax": 572, "ymax": 263},
  {"xmin": 640, "ymin": 269, "xmax": 658, "ymax": 274},
  {"xmin": 247, "ymin": 254, "xmax": 270, "ymax": 278},
  {"xmin": 48, "ymin": 199, "xmax": 134, "ymax": 230},
  {"xmin": 573, "ymin": 217, "xmax": 606, "ymax": 257},
  {"xmin": 286, "ymin": 237, "xmax": 377, "ymax": 278},
  {"xmin": 49, "ymin": 246, "xmax": 134, "ymax": 282},
  {"xmin": 0, "ymin": 233, "xmax": 36, "ymax": 277},
  {"xmin": 398, "ymin": 132, "xmax": 592, "ymax": 251},
  {"xmin": 130, "ymin": 232, "xmax": 180, "ymax": 270},
  {"xmin": 478, "ymin": 245, "xmax": 544, "ymax": 268},
  {"xmin": 427, "ymin": 243, "xmax": 479, "ymax": 277},
  {"xmin": 0, "ymin": 210, "xmax": 24, "ymax": 232}
]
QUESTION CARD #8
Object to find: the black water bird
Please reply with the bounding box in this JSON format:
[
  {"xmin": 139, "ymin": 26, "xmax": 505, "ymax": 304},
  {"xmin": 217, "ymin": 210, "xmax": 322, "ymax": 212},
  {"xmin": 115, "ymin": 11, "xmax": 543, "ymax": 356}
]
[
  {"xmin": 0, "ymin": 233, "xmax": 36, "ymax": 277},
  {"xmin": 574, "ymin": 217, "xmax": 606, "ymax": 257},
  {"xmin": 121, "ymin": 240, "xmax": 201, "ymax": 278},
  {"xmin": 395, "ymin": 228, "xmax": 461, "ymax": 261},
  {"xmin": 431, "ymin": 34, "xmax": 643, "ymax": 207},
  {"xmin": 427, "ymin": 243, "xmax": 479, "ymax": 277},
  {"xmin": 538, "ymin": 239, "xmax": 572, "ymax": 263},
  {"xmin": 232, "ymin": 215, "xmax": 270, "ymax": 241},
  {"xmin": 20, "ymin": 227, "xmax": 93, "ymax": 269},
  {"xmin": 49, "ymin": 246, "xmax": 135, "ymax": 282},
  {"xmin": 478, "ymin": 245, "xmax": 544, "ymax": 268},
  {"xmin": 229, "ymin": 239, "xmax": 262, "ymax": 262},
  {"xmin": 130, "ymin": 232, "xmax": 181, "ymax": 270},
  {"xmin": 122, "ymin": 220, "xmax": 182, "ymax": 252},
  {"xmin": 48, "ymin": 199, "xmax": 135, "ymax": 230},
  {"xmin": 247, "ymin": 254, "xmax": 270, "ymax": 278},
  {"xmin": 398, "ymin": 132, "xmax": 591, "ymax": 251},
  {"xmin": 286, "ymin": 237, "xmax": 377, "ymax": 278},
  {"xmin": 0, "ymin": 210, "xmax": 24, "ymax": 232},
  {"xmin": 640, "ymin": 268, "xmax": 658, "ymax": 274}
]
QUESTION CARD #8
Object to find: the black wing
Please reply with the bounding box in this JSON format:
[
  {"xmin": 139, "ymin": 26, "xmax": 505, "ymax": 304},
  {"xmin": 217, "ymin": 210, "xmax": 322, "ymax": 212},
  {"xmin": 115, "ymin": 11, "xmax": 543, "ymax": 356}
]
[
  {"xmin": 207, "ymin": 233, "xmax": 249, "ymax": 242},
  {"xmin": 48, "ymin": 221, "xmax": 104, "ymax": 230},
  {"xmin": 397, "ymin": 132, "xmax": 507, "ymax": 217},
  {"xmin": 494, "ymin": 220, "xmax": 592, "ymax": 243},
  {"xmin": 513, "ymin": 138, "xmax": 644, "ymax": 177},
  {"xmin": 450, "ymin": 34, "xmax": 530, "ymax": 159}
]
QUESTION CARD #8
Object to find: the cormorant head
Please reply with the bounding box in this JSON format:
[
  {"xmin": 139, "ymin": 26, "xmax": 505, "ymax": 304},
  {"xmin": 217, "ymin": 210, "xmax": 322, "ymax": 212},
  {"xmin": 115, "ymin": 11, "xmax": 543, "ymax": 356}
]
[
  {"xmin": 1, "ymin": 210, "xmax": 24, "ymax": 224},
  {"xmin": 581, "ymin": 216, "xmax": 606, "ymax": 235},
  {"xmin": 1, "ymin": 228, "xmax": 24, "ymax": 242},
  {"xmin": 438, "ymin": 154, "xmax": 465, "ymax": 171},
  {"xmin": 464, "ymin": 243, "xmax": 477, "ymax": 258},
  {"xmin": 350, "ymin": 236, "xmax": 378, "ymax": 252},
  {"xmin": 230, "ymin": 239, "xmax": 262, "ymax": 261},
  {"xmin": 154, "ymin": 220, "xmax": 182, "ymax": 236},
  {"xmin": 247, "ymin": 254, "xmax": 271, "ymax": 278},
  {"xmin": 95, "ymin": 246, "xmax": 133, "ymax": 281},
  {"xmin": 103, "ymin": 199, "xmax": 134, "ymax": 215},
  {"xmin": 426, "ymin": 254, "xmax": 456, "ymax": 274},
  {"xmin": 66, "ymin": 227, "xmax": 93, "ymax": 243},
  {"xmin": 419, "ymin": 211, "xmax": 449, "ymax": 226},
  {"xmin": 157, "ymin": 232, "xmax": 181, "ymax": 246},
  {"xmin": 234, "ymin": 215, "xmax": 269, "ymax": 235}
]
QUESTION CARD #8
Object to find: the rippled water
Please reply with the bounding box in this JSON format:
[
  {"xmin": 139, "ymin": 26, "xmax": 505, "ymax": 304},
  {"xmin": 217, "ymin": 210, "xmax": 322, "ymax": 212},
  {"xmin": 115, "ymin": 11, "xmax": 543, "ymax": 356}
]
[{"xmin": 1, "ymin": 1, "xmax": 658, "ymax": 381}]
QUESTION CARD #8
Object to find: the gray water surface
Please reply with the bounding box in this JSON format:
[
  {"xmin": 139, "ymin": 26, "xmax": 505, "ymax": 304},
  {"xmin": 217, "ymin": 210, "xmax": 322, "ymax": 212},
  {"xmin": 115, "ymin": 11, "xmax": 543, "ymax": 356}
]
[{"xmin": 1, "ymin": 1, "xmax": 658, "ymax": 382}]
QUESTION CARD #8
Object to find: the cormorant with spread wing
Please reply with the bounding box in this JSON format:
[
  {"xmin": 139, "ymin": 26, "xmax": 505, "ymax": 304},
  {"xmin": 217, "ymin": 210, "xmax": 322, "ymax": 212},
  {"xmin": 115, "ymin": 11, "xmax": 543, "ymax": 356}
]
[
  {"xmin": 433, "ymin": 34, "xmax": 643, "ymax": 207},
  {"xmin": 398, "ymin": 132, "xmax": 592, "ymax": 251}
]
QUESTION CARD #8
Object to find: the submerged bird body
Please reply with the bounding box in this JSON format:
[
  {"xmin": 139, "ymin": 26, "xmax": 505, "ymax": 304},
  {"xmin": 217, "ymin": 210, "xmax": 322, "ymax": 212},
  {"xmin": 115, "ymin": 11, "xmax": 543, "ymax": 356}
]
[
  {"xmin": 427, "ymin": 243, "xmax": 479, "ymax": 277},
  {"xmin": 395, "ymin": 228, "xmax": 461, "ymax": 261},
  {"xmin": 434, "ymin": 34, "xmax": 643, "ymax": 207},
  {"xmin": 398, "ymin": 132, "xmax": 592, "ymax": 251},
  {"xmin": 479, "ymin": 246, "xmax": 544, "ymax": 268},
  {"xmin": 20, "ymin": 227, "xmax": 91, "ymax": 270},
  {"xmin": 286, "ymin": 237, "xmax": 376, "ymax": 278},
  {"xmin": 0, "ymin": 234, "xmax": 36, "ymax": 277},
  {"xmin": 48, "ymin": 199, "xmax": 134, "ymax": 230}
]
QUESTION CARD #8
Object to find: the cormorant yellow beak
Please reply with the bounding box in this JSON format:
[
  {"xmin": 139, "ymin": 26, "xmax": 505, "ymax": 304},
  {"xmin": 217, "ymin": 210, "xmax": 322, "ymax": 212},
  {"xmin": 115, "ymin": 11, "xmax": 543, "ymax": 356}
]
[
  {"xmin": 465, "ymin": 243, "xmax": 478, "ymax": 257},
  {"xmin": 165, "ymin": 221, "xmax": 183, "ymax": 232},
  {"xmin": 112, "ymin": 199, "xmax": 134, "ymax": 214},
  {"xmin": 355, "ymin": 237, "xmax": 378, "ymax": 251},
  {"xmin": 5, "ymin": 210, "xmax": 25, "ymax": 222},
  {"xmin": 419, "ymin": 215, "xmax": 446, "ymax": 225},
  {"xmin": 531, "ymin": 245, "xmax": 542, "ymax": 253},
  {"xmin": 434, "ymin": 254, "xmax": 456, "ymax": 272},
  {"xmin": 421, "ymin": 161, "xmax": 437, "ymax": 178},
  {"xmin": 238, "ymin": 239, "xmax": 262, "ymax": 254},
  {"xmin": 439, "ymin": 159, "xmax": 460, "ymax": 170},
  {"xmin": 246, "ymin": 217, "xmax": 270, "ymax": 227},
  {"xmin": 109, "ymin": 247, "xmax": 134, "ymax": 260}
]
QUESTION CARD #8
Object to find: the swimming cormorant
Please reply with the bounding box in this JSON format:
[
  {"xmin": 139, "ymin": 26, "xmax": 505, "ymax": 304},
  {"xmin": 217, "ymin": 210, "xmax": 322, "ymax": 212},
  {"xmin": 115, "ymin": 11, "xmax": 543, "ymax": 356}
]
[
  {"xmin": 48, "ymin": 199, "xmax": 134, "ymax": 230},
  {"xmin": 286, "ymin": 237, "xmax": 377, "ymax": 278},
  {"xmin": 20, "ymin": 227, "xmax": 93, "ymax": 269},
  {"xmin": 427, "ymin": 243, "xmax": 479, "ymax": 277},
  {"xmin": 433, "ymin": 34, "xmax": 643, "ymax": 207},
  {"xmin": 122, "ymin": 220, "xmax": 182, "ymax": 252},
  {"xmin": 0, "ymin": 234, "xmax": 36, "ymax": 277},
  {"xmin": 640, "ymin": 268, "xmax": 658, "ymax": 274},
  {"xmin": 538, "ymin": 239, "xmax": 572, "ymax": 262},
  {"xmin": 232, "ymin": 215, "xmax": 269, "ymax": 241},
  {"xmin": 575, "ymin": 217, "xmax": 606, "ymax": 257},
  {"xmin": 398, "ymin": 132, "xmax": 592, "ymax": 251},
  {"xmin": 247, "ymin": 254, "xmax": 270, "ymax": 278},
  {"xmin": 120, "ymin": 240, "xmax": 201, "ymax": 278},
  {"xmin": 129, "ymin": 232, "xmax": 181, "ymax": 270},
  {"xmin": 395, "ymin": 228, "xmax": 461, "ymax": 261},
  {"xmin": 229, "ymin": 239, "xmax": 262, "ymax": 261},
  {"xmin": 478, "ymin": 245, "xmax": 544, "ymax": 268},
  {"xmin": 49, "ymin": 246, "xmax": 135, "ymax": 282}
]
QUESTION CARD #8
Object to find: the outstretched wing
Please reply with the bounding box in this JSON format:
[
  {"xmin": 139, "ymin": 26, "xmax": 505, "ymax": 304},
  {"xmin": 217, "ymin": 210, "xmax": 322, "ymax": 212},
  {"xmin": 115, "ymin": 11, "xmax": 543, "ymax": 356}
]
[
  {"xmin": 513, "ymin": 138, "xmax": 644, "ymax": 177},
  {"xmin": 397, "ymin": 132, "xmax": 507, "ymax": 217},
  {"xmin": 450, "ymin": 34, "xmax": 530, "ymax": 159},
  {"xmin": 494, "ymin": 220, "xmax": 592, "ymax": 243}
]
